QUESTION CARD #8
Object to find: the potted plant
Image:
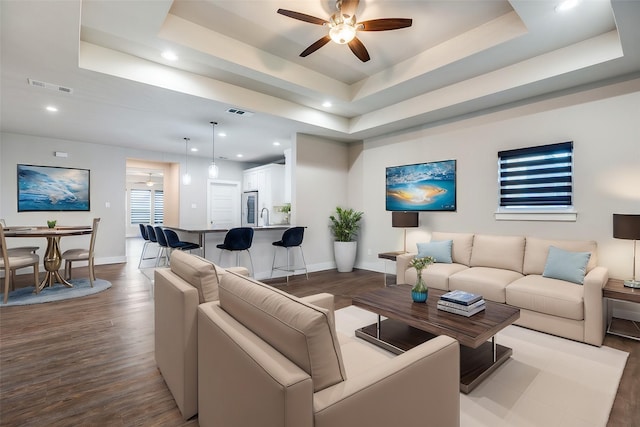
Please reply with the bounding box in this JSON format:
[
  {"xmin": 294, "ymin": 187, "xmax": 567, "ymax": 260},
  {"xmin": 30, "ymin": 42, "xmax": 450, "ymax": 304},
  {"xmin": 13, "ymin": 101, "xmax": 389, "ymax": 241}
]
[
  {"xmin": 409, "ymin": 256, "xmax": 435, "ymax": 302},
  {"xmin": 281, "ymin": 203, "xmax": 291, "ymax": 224},
  {"xmin": 329, "ymin": 207, "xmax": 364, "ymax": 272}
]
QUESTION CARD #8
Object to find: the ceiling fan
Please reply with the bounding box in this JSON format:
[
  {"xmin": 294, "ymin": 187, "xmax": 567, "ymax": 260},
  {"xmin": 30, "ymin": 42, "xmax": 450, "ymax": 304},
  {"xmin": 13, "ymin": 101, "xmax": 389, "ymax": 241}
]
[{"xmin": 277, "ymin": 0, "xmax": 412, "ymax": 62}]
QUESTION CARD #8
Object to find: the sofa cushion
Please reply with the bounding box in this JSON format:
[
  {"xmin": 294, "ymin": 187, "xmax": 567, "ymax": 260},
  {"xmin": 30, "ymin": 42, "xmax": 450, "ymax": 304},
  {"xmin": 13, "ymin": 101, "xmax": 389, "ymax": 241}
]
[
  {"xmin": 449, "ymin": 267, "xmax": 523, "ymax": 303},
  {"xmin": 170, "ymin": 250, "xmax": 220, "ymax": 303},
  {"xmin": 405, "ymin": 263, "xmax": 469, "ymax": 291},
  {"xmin": 432, "ymin": 232, "xmax": 474, "ymax": 266},
  {"xmin": 506, "ymin": 275, "xmax": 584, "ymax": 320},
  {"xmin": 218, "ymin": 272, "xmax": 346, "ymax": 393},
  {"xmin": 542, "ymin": 246, "xmax": 591, "ymax": 285},
  {"xmin": 470, "ymin": 234, "xmax": 525, "ymax": 273},
  {"xmin": 523, "ymin": 237, "xmax": 598, "ymax": 276},
  {"xmin": 417, "ymin": 240, "xmax": 453, "ymax": 263}
]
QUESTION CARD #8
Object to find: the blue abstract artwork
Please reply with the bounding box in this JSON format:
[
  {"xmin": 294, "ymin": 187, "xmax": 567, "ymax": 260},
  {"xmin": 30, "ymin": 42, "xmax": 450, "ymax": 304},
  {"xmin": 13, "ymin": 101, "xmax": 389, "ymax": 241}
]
[
  {"xmin": 386, "ymin": 160, "xmax": 456, "ymax": 211},
  {"xmin": 17, "ymin": 164, "xmax": 90, "ymax": 212}
]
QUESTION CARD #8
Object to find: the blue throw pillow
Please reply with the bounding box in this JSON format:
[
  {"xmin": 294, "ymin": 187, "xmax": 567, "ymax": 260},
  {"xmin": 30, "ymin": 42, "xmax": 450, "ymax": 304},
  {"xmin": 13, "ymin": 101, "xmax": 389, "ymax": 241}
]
[
  {"xmin": 416, "ymin": 240, "xmax": 453, "ymax": 264},
  {"xmin": 542, "ymin": 246, "xmax": 591, "ymax": 285}
]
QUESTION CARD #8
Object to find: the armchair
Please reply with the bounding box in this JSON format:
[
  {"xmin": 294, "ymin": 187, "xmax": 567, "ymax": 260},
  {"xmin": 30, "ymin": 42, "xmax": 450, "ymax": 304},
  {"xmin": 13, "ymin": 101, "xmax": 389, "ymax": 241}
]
[{"xmin": 197, "ymin": 271, "xmax": 460, "ymax": 427}]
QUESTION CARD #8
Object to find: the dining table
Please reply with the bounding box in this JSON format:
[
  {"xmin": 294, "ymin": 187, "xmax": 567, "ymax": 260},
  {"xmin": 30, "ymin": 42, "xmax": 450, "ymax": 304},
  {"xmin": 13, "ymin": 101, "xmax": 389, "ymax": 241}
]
[{"xmin": 4, "ymin": 225, "xmax": 93, "ymax": 291}]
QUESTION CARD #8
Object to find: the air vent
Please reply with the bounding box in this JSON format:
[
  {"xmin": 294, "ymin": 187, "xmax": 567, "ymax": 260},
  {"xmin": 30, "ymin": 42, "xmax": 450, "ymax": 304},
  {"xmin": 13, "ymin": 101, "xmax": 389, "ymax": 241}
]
[
  {"xmin": 27, "ymin": 78, "xmax": 73, "ymax": 94},
  {"xmin": 226, "ymin": 107, "xmax": 253, "ymax": 117}
]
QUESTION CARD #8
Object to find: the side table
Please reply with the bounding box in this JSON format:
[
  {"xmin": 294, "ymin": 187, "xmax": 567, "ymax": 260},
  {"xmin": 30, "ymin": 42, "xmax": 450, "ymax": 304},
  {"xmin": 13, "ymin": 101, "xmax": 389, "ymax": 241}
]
[
  {"xmin": 603, "ymin": 278, "xmax": 640, "ymax": 341},
  {"xmin": 378, "ymin": 251, "xmax": 406, "ymax": 286}
]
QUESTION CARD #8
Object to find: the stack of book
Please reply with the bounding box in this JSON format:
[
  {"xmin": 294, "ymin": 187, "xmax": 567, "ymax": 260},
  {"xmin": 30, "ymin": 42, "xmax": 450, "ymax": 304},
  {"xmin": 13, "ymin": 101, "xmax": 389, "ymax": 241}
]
[{"xmin": 437, "ymin": 290, "xmax": 485, "ymax": 317}]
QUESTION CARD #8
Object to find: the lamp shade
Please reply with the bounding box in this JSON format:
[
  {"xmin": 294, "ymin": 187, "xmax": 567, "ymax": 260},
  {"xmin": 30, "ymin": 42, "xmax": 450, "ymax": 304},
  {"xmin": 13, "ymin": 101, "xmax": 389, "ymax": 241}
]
[
  {"xmin": 392, "ymin": 211, "xmax": 419, "ymax": 228},
  {"xmin": 613, "ymin": 214, "xmax": 640, "ymax": 240}
]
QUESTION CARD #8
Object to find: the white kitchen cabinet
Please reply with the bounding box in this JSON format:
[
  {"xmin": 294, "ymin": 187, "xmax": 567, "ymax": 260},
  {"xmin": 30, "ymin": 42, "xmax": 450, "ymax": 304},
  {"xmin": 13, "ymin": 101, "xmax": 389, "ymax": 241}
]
[{"xmin": 242, "ymin": 164, "xmax": 285, "ymax": 226}]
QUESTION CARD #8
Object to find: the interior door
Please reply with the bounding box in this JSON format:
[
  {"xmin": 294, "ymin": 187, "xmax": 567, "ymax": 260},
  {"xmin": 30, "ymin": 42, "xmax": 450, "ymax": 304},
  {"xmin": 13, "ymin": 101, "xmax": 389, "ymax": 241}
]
[{"xmin": 208, "ymin": 180, "xmax": 241, "ymax": 228}]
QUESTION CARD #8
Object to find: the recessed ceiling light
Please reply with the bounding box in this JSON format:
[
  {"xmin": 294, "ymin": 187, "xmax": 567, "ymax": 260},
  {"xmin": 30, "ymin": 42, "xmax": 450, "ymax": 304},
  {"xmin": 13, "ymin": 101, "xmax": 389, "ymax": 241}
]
[
  {"xmin": 555, "ymin": 0, "xmax": 580, "ymax": 12},
  {"xmin": 236, "ymin": 154, "xmax": 243, "ymax": 158},
  {"xmin": 161, "ymin": 50, "xmax": 178, "ymax": 61},
  {"xmin": 191, "ymin": 147, "xmax": 198, "ymax": 152},
  {"xmin": 273, "ymin": 141, "xmax": 281, "ymax": 146},
  {"xmin": 322, "ymin": 101, "xmax": 332, "ymax": 108},
  {"xmin": 46, "ymin": 105, "xmax": 58, "ymax": 112},
  {"xmin": 218, "ymin": 132, "xmax": 227, "ymax": 137}
]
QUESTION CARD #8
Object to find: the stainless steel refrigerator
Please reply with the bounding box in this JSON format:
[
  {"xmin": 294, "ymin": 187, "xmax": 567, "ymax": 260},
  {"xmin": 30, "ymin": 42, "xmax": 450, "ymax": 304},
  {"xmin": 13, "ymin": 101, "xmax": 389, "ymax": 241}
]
[{"xmin": 241, "ymin": 191, "xmax": 258, "ymax": 227}]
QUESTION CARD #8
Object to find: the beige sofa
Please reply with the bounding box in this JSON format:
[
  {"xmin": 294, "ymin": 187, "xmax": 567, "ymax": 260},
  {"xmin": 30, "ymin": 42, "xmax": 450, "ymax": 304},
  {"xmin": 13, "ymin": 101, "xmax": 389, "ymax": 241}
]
[
  {"xmin": 154, "ymin": 250, "xmax": 249, "ymax": 420},
  {"xmin": 397, "ymin": 232, "xmax": 609, "ymax": 346},
  {"xmin": 197, "ymin": 269, "xmax": 461, "ymax": 427}
]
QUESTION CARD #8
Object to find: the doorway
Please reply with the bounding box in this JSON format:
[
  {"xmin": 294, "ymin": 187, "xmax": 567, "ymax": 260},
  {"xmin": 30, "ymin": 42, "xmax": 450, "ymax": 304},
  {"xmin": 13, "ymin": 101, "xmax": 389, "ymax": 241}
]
[{"xmin": 208, "ymin": 180, "xmax": 241, "ymax": 228}]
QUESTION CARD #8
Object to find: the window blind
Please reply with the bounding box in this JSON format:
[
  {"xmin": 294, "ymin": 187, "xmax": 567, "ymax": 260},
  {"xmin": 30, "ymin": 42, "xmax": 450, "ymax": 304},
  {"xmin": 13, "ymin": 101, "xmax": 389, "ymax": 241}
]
[
  {"xmin": 153, "ymin": 190, "xmax": 164, "ymax": 224},
  {"xmin": 498, "ymin": 141, "xmax": 573, "ymax": 208},
  {"xmin": 130, "ymin": 189, "xmax": 151, "ymax": 224}
]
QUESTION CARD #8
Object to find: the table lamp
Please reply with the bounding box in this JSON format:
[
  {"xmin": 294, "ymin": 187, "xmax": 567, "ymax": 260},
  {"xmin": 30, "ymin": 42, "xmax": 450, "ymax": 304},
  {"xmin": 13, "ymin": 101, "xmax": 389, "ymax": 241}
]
[
  {"xmin": 613, "ymin": 213, "xmax": 640, "ymax": 288},
  {"xmin": 392, "ymin": 211, "xmax": 419, "ymax": 253}
]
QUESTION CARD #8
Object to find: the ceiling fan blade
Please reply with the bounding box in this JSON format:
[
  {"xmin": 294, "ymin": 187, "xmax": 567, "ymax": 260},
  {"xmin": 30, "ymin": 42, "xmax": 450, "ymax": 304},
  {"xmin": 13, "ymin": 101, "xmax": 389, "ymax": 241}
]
[
  {"xmin": 348, "ymin": 37, "xmax": 370, "ymax": 62},
  {"xmin": 277, "ymin": 9, "xmax": 328, "ymax": 26},
  {"xmin": 300, "ymin": 36, "xmax": 331, "ymax": 57},
  {"xmin": 358, "ymin": 18, "xmax": 413, "ymax": 31},
  {"xmin": 338, "ymin": 0, "xmax": 359, "ymax": 18}
]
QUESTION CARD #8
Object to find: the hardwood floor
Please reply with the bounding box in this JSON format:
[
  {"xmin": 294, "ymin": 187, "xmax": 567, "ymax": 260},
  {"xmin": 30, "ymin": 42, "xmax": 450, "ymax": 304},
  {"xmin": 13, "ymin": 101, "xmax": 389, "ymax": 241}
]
[{"xmin": 1, "ymin": 258, "xmax": 638, "ymax": 426}]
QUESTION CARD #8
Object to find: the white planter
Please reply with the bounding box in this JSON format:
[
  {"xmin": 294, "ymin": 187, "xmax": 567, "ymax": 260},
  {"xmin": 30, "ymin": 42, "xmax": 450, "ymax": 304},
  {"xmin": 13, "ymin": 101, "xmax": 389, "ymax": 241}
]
[{"xmin": 334, "ymin": 241, "xmax": 358, "ymax": 273}]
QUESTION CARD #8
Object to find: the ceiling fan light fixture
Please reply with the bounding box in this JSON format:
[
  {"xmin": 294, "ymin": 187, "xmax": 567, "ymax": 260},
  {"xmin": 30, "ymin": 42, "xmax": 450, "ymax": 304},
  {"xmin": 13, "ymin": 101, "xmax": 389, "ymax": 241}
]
[
  {"xmin": 329, "ymin": 11, "xmax": 357, "ymax": 44},
  {"xmin": 330, "ymin": 23, "xmax": 356, "ymax": 44}
]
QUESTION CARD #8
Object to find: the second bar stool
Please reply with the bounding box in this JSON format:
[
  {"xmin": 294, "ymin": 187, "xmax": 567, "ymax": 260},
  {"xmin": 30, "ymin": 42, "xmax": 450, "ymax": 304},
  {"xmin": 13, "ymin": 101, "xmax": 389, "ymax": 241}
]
[
  {"xmin": 271, "ymin": 226, "xmax": 308, "ymax": 284},
  {"xmin": 216, "ymin": 227, "xmax": 254, "ymax": 276}
]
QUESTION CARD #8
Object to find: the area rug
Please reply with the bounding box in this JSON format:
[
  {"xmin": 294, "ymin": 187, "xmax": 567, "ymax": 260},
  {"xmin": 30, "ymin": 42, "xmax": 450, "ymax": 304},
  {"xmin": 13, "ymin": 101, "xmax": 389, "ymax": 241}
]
[
  {"xmin": 0, "ymin": 278, "xmax": 112, "ymax": 307},
  {"xmin": 335, "ymin": 305, "xmax": 628, "ymax": 427}
]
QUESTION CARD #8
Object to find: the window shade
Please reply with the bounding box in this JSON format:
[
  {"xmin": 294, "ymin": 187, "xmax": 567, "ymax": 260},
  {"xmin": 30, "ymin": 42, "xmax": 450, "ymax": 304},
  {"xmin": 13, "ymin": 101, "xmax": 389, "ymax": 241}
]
[
  {"xmin": 498, "ymin": 141, "xmax": 573, "ymax": 208},
  {"xmin": 130, "ymin": 189, "xmax": 151, "ymax": 224},
  {"xmin": 153, "ymin": 190, "xmax": 164, "ymax": 224}
]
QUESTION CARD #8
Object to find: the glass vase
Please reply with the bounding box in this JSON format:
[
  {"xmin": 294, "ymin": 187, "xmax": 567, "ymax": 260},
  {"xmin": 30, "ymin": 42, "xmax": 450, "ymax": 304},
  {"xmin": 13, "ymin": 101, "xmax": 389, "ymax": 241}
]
[{"xmin": 411, "ymin": 271, "xmax": 428, "ymax": 303}]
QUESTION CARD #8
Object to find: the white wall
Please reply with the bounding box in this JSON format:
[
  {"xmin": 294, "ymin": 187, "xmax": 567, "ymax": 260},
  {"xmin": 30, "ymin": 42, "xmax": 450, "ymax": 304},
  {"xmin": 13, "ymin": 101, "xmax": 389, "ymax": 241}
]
[{"xmin": 294, "ymin": 133, "xmax": 350, "ymax": 271}]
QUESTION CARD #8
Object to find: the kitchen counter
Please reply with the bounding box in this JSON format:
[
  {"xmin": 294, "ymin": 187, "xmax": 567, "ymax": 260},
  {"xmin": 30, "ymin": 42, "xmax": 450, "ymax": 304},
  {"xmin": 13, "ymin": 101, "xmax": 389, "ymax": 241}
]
[{"xmin": 163, "ymin": 224, "xmax": 293, "ymax": 268}]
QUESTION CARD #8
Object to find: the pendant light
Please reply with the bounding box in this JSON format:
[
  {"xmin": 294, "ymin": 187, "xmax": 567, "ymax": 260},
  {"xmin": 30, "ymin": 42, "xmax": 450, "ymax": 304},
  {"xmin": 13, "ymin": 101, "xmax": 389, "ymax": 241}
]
[
  {"xmin": 182, "ymin": 137, "xmax": 191, "ymax": 185},
  {"xmin": 208, "ymin": 121, "xmax": 219, "ymax": 179}
]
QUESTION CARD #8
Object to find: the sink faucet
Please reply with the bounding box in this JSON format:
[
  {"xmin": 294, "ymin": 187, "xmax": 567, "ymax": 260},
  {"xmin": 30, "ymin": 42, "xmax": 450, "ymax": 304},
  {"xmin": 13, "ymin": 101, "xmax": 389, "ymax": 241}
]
[{"xmin": 260, "ymin": 207, "xmax": 269, "ymax": 226}]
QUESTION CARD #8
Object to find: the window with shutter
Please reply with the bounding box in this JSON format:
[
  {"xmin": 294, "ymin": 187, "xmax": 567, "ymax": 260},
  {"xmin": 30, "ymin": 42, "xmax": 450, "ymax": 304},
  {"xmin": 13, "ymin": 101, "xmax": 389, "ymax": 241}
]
[{"xmin": 496, "ymin": 141, "xmax": 576, "ymax": 221}]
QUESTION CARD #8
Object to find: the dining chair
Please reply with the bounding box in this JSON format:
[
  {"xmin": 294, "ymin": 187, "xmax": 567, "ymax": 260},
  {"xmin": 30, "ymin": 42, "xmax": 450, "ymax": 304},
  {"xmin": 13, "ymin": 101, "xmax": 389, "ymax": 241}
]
[
  {"xmin": 61, "ymin": 218, "xmax": 100, "ymax": 287},
  {"xmin": 271, "ymin": 226, "xmax": 308, "ymax": 284},
  {"xmin": 0, "ymin": 218, "xmax": 40, "ymax": 256},
  {"xmin": 216, "ymin": 227, "xmax": 254, "ymax": 276},
  {"xmin": 1, "ymin": 225, "xmax": 40, "ymax": 304}
]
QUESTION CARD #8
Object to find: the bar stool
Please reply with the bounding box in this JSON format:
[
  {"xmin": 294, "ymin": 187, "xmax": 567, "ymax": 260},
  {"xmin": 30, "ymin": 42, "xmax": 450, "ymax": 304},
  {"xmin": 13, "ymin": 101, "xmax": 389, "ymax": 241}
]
[
  {"xmin": 145, "ymin": 225, "xmax": 161, "ymax": 266},
  {"xmin": 163, "ymin": 228, "xmax": 201, "ymax": 255},
  {"xmin": 271, "ymin": 227, "xmax": 308, "ymax": 284},
  {"xmin": 137, "ymin": 224, "xmax": 155, "ymax": 268},
  {"xmin": 154, "ymin": 226, "xmax": 170, "ymax": 267},
  {"xmin": 216, "ymin": 227, "xmax": 254, "ymax": 276}
]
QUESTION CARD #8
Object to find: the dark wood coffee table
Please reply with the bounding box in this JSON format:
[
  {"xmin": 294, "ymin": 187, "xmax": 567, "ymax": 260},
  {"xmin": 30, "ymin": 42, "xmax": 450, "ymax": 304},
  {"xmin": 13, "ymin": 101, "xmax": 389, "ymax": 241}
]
[{"xmin": 352, "ymin": 285, "xmax": 520, "ymax": 393}]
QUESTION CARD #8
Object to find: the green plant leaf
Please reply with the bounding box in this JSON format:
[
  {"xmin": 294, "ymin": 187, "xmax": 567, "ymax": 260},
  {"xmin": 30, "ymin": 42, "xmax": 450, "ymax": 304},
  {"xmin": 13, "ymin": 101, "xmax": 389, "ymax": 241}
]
[{"xmin": 329, "ymin": 206, "xmax": 363, "ymax": 242}]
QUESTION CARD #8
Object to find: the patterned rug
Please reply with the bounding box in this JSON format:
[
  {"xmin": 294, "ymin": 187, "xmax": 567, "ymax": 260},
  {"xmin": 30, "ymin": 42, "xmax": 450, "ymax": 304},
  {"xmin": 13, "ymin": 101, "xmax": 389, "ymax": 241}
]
[
  {"xmin": 335, "ymin": 305, "xmax": 629, "ymax": 427},
  {"xmin": 0, "ymin": 278, "xmax": 112, "ymax": 307}
]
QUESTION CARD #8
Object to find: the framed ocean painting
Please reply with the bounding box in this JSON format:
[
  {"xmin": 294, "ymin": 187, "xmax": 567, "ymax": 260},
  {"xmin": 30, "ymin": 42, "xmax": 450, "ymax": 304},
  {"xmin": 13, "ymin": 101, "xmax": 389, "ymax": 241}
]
[
  {"xmin": 386, "ymin": 159, "xmax": 457, "ymax": 211},
  {"xmin": 17, "ymin": 164, "xmax": 90, "ymax": 212}
]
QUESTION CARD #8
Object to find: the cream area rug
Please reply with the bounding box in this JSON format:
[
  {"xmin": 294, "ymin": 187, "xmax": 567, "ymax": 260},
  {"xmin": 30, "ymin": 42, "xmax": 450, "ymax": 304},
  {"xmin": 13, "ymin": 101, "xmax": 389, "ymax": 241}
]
[{"xmin": 335, "ymin": 305, "xmax": 628, "ymax": 427}]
